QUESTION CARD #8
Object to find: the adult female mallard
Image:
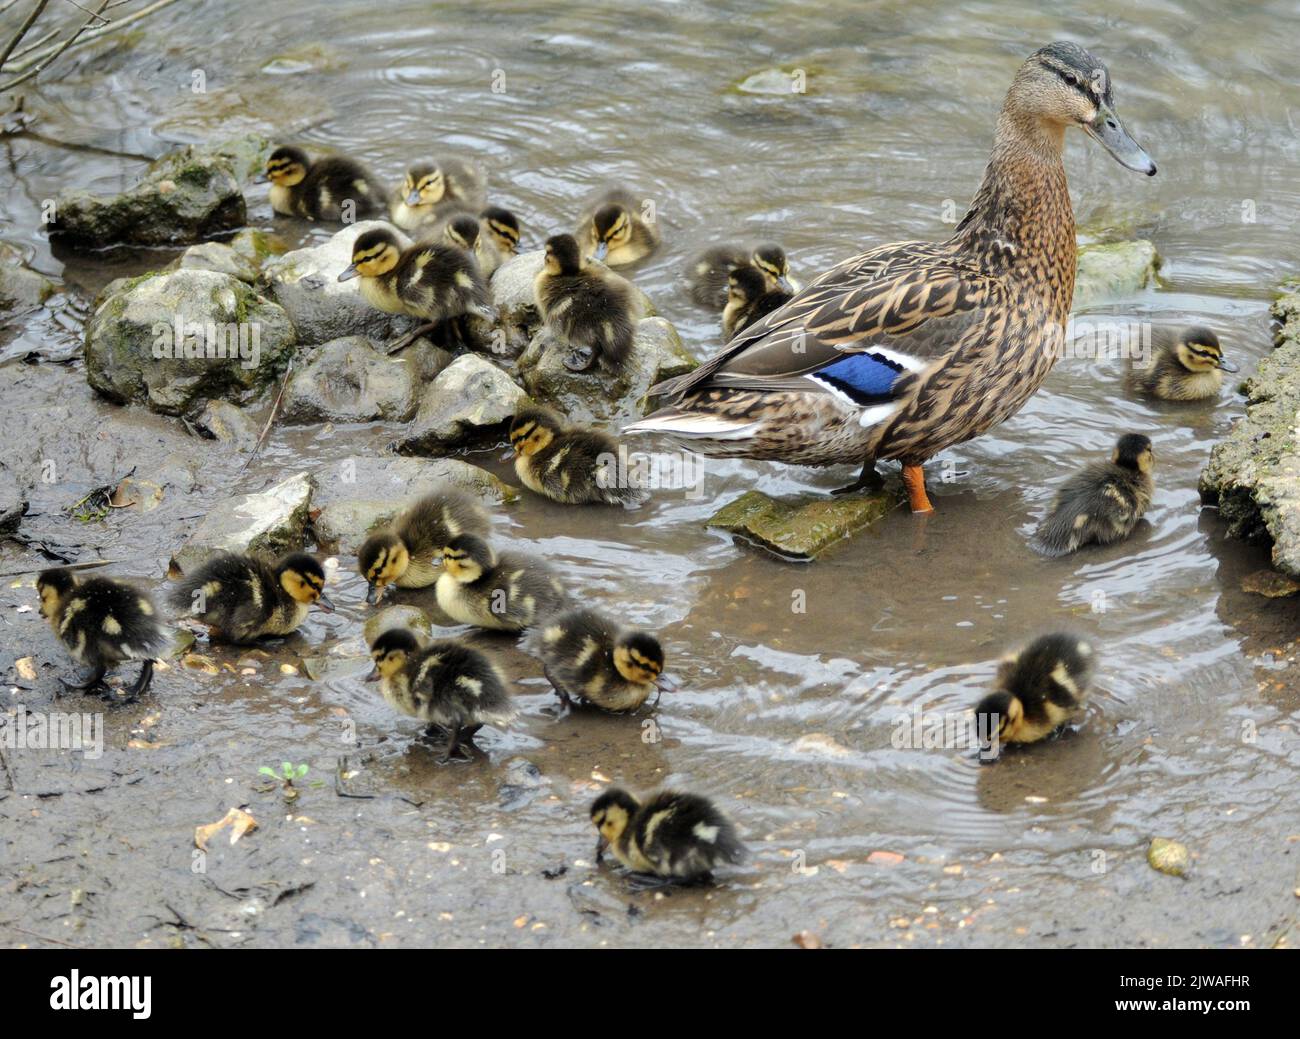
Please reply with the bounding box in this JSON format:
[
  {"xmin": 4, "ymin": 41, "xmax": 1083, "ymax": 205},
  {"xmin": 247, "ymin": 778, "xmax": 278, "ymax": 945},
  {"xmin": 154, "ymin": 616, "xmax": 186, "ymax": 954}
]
[{"xmin": 627, "ymin": 43, "xmax": 1156, "ymax": 513}]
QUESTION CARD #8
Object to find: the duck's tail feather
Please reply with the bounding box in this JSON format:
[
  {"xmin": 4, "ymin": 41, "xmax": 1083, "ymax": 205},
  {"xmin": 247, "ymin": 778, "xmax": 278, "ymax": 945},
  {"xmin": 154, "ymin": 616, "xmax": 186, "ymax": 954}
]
[{"xmin": 623, "ymin": 409, "xmax": 761, "ymax": 441}]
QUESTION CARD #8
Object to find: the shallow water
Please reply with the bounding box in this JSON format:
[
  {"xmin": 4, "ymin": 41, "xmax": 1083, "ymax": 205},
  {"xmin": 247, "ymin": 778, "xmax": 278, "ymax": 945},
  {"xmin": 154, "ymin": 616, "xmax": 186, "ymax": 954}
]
[{"xmin": 1, "ymin": 0, "xmax": 1299, "ymax": 947}]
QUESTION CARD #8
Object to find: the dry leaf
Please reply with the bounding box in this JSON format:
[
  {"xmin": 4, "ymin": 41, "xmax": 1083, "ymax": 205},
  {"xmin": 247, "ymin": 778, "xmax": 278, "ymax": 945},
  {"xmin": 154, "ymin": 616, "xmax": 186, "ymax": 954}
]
[
  {"xmin": 15, "ymin": 657, "xmax": 36, "ymax": 681},
  {"xmin": 792, "ymin": 930, "xmax": 823, "ymax": 949},
  {"xmin": 867, "ymin": 850, "xmax": 905, "ymax": 867},
  {"xmin": 194, "ymin": 807, "xmax": 258, "ymax": 850}
]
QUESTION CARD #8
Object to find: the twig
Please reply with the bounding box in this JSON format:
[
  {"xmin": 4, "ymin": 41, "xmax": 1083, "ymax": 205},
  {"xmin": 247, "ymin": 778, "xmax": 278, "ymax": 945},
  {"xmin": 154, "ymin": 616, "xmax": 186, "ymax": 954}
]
[
  {"xmin": 7, "ymin": 925, "xmax": 78, "ymax": 948},
  {"xmin": 9, "ymin": 26, "xmax": 57, "ymax": 62},
  {"xmin": 0, "ymin": 0, "xmax": 50, "ymax": 74},
  {"xmin": 1, "ymin": 0, "xmax": 181, "ymax": 80},
  {"xmin": 237, "ymin": 359, "xmax": 292, "ymax": 475},
  {"xmin": 0, "ymin": 558, "xmax": 121, "ymax": 577},
  {"xmin": 0, "ymin": 0, "xmax": 108, "ymax": 93}
]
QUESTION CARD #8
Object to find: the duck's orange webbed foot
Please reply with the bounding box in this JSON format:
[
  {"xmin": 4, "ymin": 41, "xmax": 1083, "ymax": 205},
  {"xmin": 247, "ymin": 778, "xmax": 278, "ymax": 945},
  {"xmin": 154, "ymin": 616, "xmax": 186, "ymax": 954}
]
[{"xmin": 902, "ymin": 463, "xmax": 934, "ymax": 514}]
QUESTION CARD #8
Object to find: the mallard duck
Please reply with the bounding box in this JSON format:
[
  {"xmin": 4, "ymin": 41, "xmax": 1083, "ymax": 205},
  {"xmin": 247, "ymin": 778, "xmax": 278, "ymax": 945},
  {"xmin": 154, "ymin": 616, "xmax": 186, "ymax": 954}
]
[
  {"xmin": 388, "ymin": 159, "xmax": 488, "ymax": 232},
  {"xmin": 973, "ymin": 633, "xmax": 1095, "ymax": 755},
  {"xmin": 535, "ymin": 233, "xmax": 636, "ymax": 372},
  {"xmin": 627, "ymin": 43, "xmax": 1156, "ymax": 513},
  {"xmin": 688, "ymin": 242, "xmax": 796, "ymax": 308},
  {"xmin": 1126, "ymin": 325, "xmax": 1235, "ymax": 401},
  {"xmin": 366, "ymin": 628, "xmax": 515, "ymax": 762},
  {"xmin": 434, "ymin": 209, "xmax": 504, "ymax": 278},
  {"xmin": 357, "ymin": 489, "xmax": 491, "ymax": 605},
  {"xmin": 723, "ymin": 264, "xmax": 794, "ymax": 342},
  {"xmin": 575, "ymin": 188, "xmax": 660, "ymax": 266},
  {"xmin": 590, "ymin": 787, "xmax": 745, "ymax": 883},
  {"xmin": 36, "ymin": 569, "xmax": 168, "ymax": 700},
  {"xmin": 1033, "ymin": 432, "xmax": 1154, "ymax": 555},
  {"xmin": 507, "ymin": 403, "xmax": 647, "ymax": 506},
  {"xmin": 263, "ymin": 145, "xmax": 386, "ymax": 222},
  {"xmin": 525, "ymin": 607, "xmax": 668, "ymax": 712},
  {"xmin": 436, "ymin": 533, "xmax": 568, "ymax": 632},
  {"xmin": 171, "ymin": 551, "xmax": 333, "ymax": 643},
  {"xmin": 339, "ymin": 227, "xmax": 494, "ymax": 350},
  {"xmin": 481, "ymin": 205, "xmax": 522, "ymax": 256}
]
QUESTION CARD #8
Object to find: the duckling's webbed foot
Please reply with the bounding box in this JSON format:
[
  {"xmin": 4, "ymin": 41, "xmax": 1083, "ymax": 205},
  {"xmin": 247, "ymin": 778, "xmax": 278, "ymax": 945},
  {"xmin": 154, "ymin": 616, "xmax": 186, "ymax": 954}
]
[
  {"xmin": 832, "ymin": 458, "xmax": 883, "ymax": 495},
  {"xmin": 437, "ymin": 726, "xmax": 476, "ymax": 764},
  {"xmin": 561, "ymin": 345, "xmax": 596, "ymax": 372},
  {"xmin": 387, "ymin": 321, "xmax": 440, "ymax": 354},
  {"xmin": 127, "ymin": 659, "xmax": 155, "ymax": 699},
  {"xmin": 60, "ymin": 666, "xmax": 107, "ymax": 693}
]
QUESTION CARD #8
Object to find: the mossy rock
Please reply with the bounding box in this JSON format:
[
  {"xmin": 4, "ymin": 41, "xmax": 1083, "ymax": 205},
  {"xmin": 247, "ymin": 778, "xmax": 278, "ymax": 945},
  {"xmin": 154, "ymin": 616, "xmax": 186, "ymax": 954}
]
[
  {"xmin": 708, "ymin": 488, "xmax": 900, "ymax": 561},
  {"xmin": 1073, "ymin": 239, "xmax": 1161, "ymax": 309}
]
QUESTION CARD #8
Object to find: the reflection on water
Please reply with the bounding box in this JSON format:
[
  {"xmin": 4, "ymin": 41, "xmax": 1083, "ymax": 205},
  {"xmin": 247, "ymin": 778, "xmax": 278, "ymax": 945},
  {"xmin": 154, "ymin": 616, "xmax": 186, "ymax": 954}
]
[{"xmin": 2, "ymin": 0, "xmax": 1299, "ymax": 946}]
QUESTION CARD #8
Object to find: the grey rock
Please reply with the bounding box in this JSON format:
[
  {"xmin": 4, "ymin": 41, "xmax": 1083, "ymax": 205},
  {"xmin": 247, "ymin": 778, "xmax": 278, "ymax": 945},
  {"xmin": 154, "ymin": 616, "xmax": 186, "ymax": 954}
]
[
  {"xmin": 362, "ymin": 605, "xmax": 434, "ymax": 645},
  {"xmin": 0, "ymin": 244, "xmax": 56, "ymax": 313},
  {"xmin": 1073, "ymin": 240, "xmax": 1161, "ymax": 309},
  {"xmin": 397, "ymin": 354, "xmax": 528, "ymax": 455},
  {"xmin": 173, "ymin": 242, "xmax": 258, "ymax": 283},
  {"xmin": 262, "ymin": 220, "xmax": 414, "ymax": 345},
  {"xmin": 516, "ymin": 316, "xmax": 697, "ymax": 424},
  {"xmin": 193, "ymin": 399, "xmax": 261, "ymax": 452},
  {"xmin": 0, "ymin": 469, "xmax": 28, "ymax": 535},
  {"xmin": 282, "ymin": 336, "xmax": 420, "ymax": 424},
  {"xmin": 85, "ymin": 268, "xmax": 296, "ymax": 415},
  {"xmin": 229, "ymin": 228, "xmax": 290, "ymax": 268},
  {"xmin": 171, "ymin": 471, "xmax": 315, "ymax": 574}
]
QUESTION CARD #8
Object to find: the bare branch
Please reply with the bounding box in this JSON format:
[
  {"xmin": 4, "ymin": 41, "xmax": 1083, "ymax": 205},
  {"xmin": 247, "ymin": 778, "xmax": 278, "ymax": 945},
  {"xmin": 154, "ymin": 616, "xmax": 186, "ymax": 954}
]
[{"xmin": 0, "ymin": 0, "xmax": 51, "ymax": 74}]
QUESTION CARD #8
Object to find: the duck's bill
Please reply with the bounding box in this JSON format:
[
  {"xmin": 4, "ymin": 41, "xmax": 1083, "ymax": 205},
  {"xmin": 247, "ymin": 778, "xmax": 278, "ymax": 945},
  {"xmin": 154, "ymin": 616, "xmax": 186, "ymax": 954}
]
[
  {"xmin": 776, "ymin": 276, "xmax": 794, "ymax": 293},
  {"xmin": 500, "ymin": 447, "xmax": 517, "ymax": 461},
  {"xmin": 364, "ymin": 667, "xmax": 381, "ymax": 684},
  {"xmin": 316, "ymin": 593, "xmax": 336, "ymax": 613},
  {"xmin": 656, "ymin": 673, "xmax": 681, "ymax": 692},
  {"xmin": 594, "ymin": 836, "xmax": 609, "ymax": 861},
  {"xmin": 337, "ymin": 264, "xmax": 359, "ymax": 282},
  {"xmin": 1217, "ymin": 357, "xmax": 1240, "ymax": 373},
  {"xmin": 1085, "ymin": 104, "xmax": 1157, "ymax": 176},
  {"xmin": 591, "ymin": 241, "xmax": 608, "ymax": 262},
  {"xmin": 365, "ymin": 582, "xmax": 381, "ymax": 605},
  {"xmin": 405, "ymin": 191, "xmax": 423, "ymax": 206}
]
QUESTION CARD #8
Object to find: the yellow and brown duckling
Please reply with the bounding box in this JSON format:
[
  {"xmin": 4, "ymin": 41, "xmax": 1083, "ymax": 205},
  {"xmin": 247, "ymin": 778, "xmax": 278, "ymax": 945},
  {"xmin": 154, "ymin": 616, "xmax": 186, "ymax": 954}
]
[
  {"xmin": 1126, "ymin": 325, "xmax": 1236, "ymax": 401},
  {"xmin": 339, "ymin": 226, "xmax": 494, "ymax": 350},
  {"xmin": 433, "ymin": 209, "xmax": 504, "ymax": 278},
  {"xmin": 973, "ymin": 633, "xmax": 1095, "ymax": 756},
  {"xmin": 436, "ymin": 533, "xmax": 568, "ymax": 633},
  {"xmin": 575, "ymin": 188, "xmax": 660, "ymax": 266},
  {"xmin": 535, "ymin": 233, "xmax": 636, "ymax": 373},
  {"xmin": 722, "ymin": 264, "xmax": 794, "ymax": 342},
  {"xmin": 366, "ymin": 628, "xmax": 515, "ymax": 762},
  {"xmin": 388, "ymin": 159, "xmax": 488, "ymax": 232},
  {"xmin": 525, "ymin": 607, "xmax": 669, "ymax": 712},
  {"xmin": 688, "ymin": 242, "xmax": 795, "ymax": 308},
  {"xmin": 263, "ymin": 145, "xmax": 386, "ymax": 222},
  {"xmin": 357, "ymin": 489, "xmax": 491, "ymax": 605},
  {"xmin": 170, "ymin": 551, "xmax": 333, "ymax": 643},
  {"xmin": 481, "ymin": 205, "xmax": 522, "ymax": 257},
  {"xmin": 1033, "ymin": 433, "xmax": 1155, "ymax": 556},
  {"xmin": 590, "ymin": 787, "xmax": 746, "ymax": 884},
  {"xmin": 36, "ymin": 568, "xmax": 168, "ymax": 701},
  {"xmin": 507, "ymin": 404, "xmax": 647, "ymax": 507}
]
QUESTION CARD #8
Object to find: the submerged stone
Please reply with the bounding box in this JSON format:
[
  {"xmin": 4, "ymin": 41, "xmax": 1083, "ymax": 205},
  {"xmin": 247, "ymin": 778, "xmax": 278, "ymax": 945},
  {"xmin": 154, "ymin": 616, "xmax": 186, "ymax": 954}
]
[
  {"xmin": 362, "ymin": 605, "xmax": 434, "ymax": 645},
  {"xmin": 0, "ymin": 244, "xmax": 56, "ymax": 313},
  {"xmin": 1073, "ymin": 239, "xmax": 1161, "ymax": 308},
  {"xmin": 171, "ymin": 471, "xmax": 315, "ymax": 574},
  {"xmin": 1147, "ymin": 837, "xmax": 1190, "ymax": 878},
  {"xmin": 707, "ymin": 488, "xmax": 899, "ymax": 560}
]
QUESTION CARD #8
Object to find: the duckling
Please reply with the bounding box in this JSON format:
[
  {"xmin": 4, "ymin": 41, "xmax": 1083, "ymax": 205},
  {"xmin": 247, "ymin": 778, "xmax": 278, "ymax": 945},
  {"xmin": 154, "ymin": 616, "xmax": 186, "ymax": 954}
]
[
  {"xmin": 688, "ymin": 242, "xmax": 796, "ymax": 308},
  {"xmin": 357, "ymin": 489, "xmax": 491, "ymax": 604},
  {"xmin": 388, "ymin": 159, "xmax": 487, "ymax": 232},
  {"xmin": 1033, "ymin": 433, "xmax": 1155, "ymax": 556},
  {"xmin": 338, "ymin": 227, "xmax": 494, "ymax": 351},
  {"xmin": 524, "ymin": 607, "xmax": 668, "ymax": 712},
  {"xmin": 433, "ymin": 209, "xmax": 504, "ymax": 278},
  {"xmin": 507, "ymin": 404, "xmax": 647, "ymax": 507},
  {"xmin": 263, "ymin": 145, "xmax": 386, "ymax": 222},
  {"xmin": 436, "ymin": 533, "xmax": 568, "ymax": 633},
  {"xmin": 590, "ymin": 787, "xmax": 746, "ymax": 884},
  {"xmin": 534, "ymin": 233, "xmax": 636, "ymax": 373},
  {"xmin": 722, "ymin": 264, "xmax": 794, "ymax": 341},
  {"xmin": 171, "ymin": 551, "xmax": 333, "ymax": 643},
  {"xmin": 36, "ymin": 569, "xmax": 168, "ymax": 701},
  {"xmin": 575, "ymin": 188, "xmax": 660, "ymax": 266},
  {"xmin": 973, "ymin": 633, "xmax": 1095, "ymax": 755},
  {"xmin": 1126, "ymin": 325, "xmax": 1236, "ymax": 401},
  {"xmin": 481, "ymin": 205, "xmax": 522, "ymax": 257},
  {"xmin": 366, "ymin": 628, "xmax": 514, "ymax": 762}
]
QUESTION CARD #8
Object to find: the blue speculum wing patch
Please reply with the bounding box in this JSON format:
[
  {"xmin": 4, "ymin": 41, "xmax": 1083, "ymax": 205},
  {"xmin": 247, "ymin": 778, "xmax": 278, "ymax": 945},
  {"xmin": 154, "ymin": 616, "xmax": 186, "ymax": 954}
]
[{"xmin": 810, "ymin": 351, "xmax": 907, "ymax": 406}]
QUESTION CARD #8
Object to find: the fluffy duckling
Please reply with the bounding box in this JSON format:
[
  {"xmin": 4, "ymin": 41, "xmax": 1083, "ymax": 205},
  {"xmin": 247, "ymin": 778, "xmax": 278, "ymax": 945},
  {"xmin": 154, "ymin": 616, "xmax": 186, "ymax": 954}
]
[
  {"xmin": 436, "ymin": 533, "xmax": 568, "ymax": 633},
  {"xmin": 481, "ymin": 205, "xmax": 522, "ymax": 257},
  {"xmin": 722, "ymin": 264, "xmax": 794, "ymax": 341},
  {"xmin": 36, "ymin": 569, "xmax": 168, "ymax": 700},
  {"xmin": 263, "ymin": 145, "xmax": 385, "ymax": 222},
  {"xmin": 507, "ymin": 404, "xmax": 647, "ymax": 507},
  {"xmin": 525, "ymin": 607, "xmax": 668, "ymax": 712},
  {"xmin": 535, "ymin": 233, "xmax": 636, "ymax": 373},
  {"xmin": 688, "ymin": 242, "xmax": 795, "ymax": 308},
  {"xmin": 388, "ymin": 159, "xmax": 487, "ymax": 232},
  {"xmin": 366, "ymin": 628, "xmax": 514, "ymax": 762},
  {"xmin": 1126, "ymin": 325, "xmax": 1236, "ymax": 401},
  {"xmin": 590, "ymin": 787, "xmax": 746, "ymax": 884},
  {"xmin": 171, "ymin": 551, "xmax": 333, "ymax": 643},
  {"xmin": 434, "ymin": 209, "xmax": 504, "ymax": 278},
  {"xmin": 973, "ymin": 633, "xmax": 1095, "ymax": 755},
  {"xmin": 575, "ymin": 188, "xmax": 660, "ymax": 266},
  {"xmin": 357, "ymin": 489, "xmax": 491, "ymax": 604},
  {"xmin": 1033, "ymin": 433, "xmax": 1155, "ymax": 556},
  {"xmin": 339, "ymin": 227, "xmax": 494, "ymax": 350}
]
